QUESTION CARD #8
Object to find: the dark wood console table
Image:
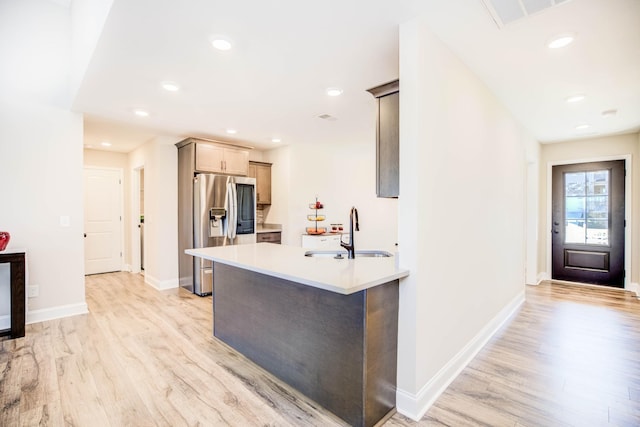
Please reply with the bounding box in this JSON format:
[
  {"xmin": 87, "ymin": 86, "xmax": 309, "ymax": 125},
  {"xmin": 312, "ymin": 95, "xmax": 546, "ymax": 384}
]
[{"xmin": 0, "ymin": 249, "xmax": 26, "ymax": 339}]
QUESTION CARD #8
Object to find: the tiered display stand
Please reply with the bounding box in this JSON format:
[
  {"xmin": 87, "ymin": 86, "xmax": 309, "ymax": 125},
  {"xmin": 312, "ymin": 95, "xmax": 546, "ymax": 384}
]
[{"xmin": 306, "ymin": 197, "xmax": 326, "ymax": 234}]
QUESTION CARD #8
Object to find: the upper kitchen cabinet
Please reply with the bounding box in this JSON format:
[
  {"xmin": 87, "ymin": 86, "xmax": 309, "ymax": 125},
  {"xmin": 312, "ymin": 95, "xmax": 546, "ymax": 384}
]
[
  {"xmin": 176, "ymin": 138, "xmax": 250, "ymax": 176},
  {"xmin": 195, "ymin": 143, "xmax": 224, "ymax": 172},
  {"xmin": 195, "ymin": 142, "xmax": 249, "ymax": 175},
  {"xmin": 367, "ymin": 80, "xmax": 399, "ymax": 198},
  {"xmin": 248, "ymin": 161, "xmax": 272, "ymax": 205}
]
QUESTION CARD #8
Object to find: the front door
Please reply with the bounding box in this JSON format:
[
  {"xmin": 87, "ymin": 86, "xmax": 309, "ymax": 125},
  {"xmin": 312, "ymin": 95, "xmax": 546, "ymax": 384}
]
[
  {"xmin": 552, "ymin": 160, "xmax": 625, "ymax": 288},
  {"xmin": 84, "ymin": 167, "xmax": 123, "ymax": 275}
]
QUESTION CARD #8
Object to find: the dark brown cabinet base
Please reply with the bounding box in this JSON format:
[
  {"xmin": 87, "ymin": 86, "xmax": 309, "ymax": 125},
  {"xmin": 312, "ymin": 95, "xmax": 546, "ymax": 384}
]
[
  {"xmin": 212, "ymin": 263, "xmax": 399, "ymax": 427},
  {"xmin": 367, "ymin": 80, "xmax": 399, "ymax": 198},
  {"xmin": 256, "ymin": 231, "xmax": 281, "ymax": 244}
]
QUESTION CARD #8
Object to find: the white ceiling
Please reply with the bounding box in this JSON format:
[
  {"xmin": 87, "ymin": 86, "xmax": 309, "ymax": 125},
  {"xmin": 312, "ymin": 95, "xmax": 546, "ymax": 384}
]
[{"xmin": 75, "ymin": 0, "xmax": 640, "ymax": 153}]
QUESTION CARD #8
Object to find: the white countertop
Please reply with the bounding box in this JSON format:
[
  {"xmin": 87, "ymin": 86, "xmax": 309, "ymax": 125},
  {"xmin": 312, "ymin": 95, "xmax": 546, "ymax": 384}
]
[
  {"xmin": 186, "ymin": 243, "xmax": 409, "ymax": 295},
  {"xmin": 256, "ymin": 224, "xmax": 282, "ymax": 233}
]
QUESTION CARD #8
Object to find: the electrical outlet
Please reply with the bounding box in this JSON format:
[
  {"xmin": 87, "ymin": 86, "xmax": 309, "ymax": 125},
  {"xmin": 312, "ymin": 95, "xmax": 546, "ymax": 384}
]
[{"xmin": 28, "ymin": 285, "xmax": 39, "ymax": 298}]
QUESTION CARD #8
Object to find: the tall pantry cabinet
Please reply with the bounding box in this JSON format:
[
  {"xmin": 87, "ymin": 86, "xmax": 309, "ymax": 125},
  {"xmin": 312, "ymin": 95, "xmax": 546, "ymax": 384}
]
[{"xmin": 248, "ymin": 161, "xmax": 272, "ymax": 205}]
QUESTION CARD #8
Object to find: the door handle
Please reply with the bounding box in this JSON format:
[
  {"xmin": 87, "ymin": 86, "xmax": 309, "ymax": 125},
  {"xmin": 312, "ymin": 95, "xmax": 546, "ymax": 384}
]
[
  {"xmin": 84, "ymin": 233, "xmax": 87, "ymax": 238},
  {"xmin": 553, "ymin": 228, "xmax": 559, "ymax": 234}
]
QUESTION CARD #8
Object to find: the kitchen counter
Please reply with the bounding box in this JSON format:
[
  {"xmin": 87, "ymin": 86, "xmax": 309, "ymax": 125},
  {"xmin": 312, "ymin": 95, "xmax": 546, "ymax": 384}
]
[
  {"xmin": 256, "ymin": 223, "xmax": 281, "ymax": 233},
  {"xmin": 186, "ymin": 243, "xmax": 408, "ymax": 295},
  {"xmin": 186, "ymin": 242, "xmax": 406, "ymax": 426}
]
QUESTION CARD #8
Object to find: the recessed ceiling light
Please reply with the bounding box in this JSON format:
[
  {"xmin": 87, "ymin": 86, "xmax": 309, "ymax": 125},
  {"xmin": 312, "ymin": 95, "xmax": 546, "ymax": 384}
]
[
  {"xmin": 326, "ymin": 88, "xmax": 343, "ymax": 97},
  {"xmin": 100, "ymin": 141, "xmax": 112, "ymax": 147},
  {"xmin": 602, "ymin": 109, "xmax": 618, "ymax": 118},
  {"xmin": 565, "ymin": 94, "xmax": 586, "ymax": 103},
  {"xmin": 211, "ymin": 38, "xmax": 232, "ymax": 51},
  {"xmin": 575, "ymin": 124, "xmax": 591, "ymax": 131},
  {"xmin": 226, "ymin": 129, "xmax": 237, "ymax": 134},
  {"xmin": 271, "ymin": 138, "xmax": 281, "ymax": 143},
  {"xmin": 548, "ymin": 34, "xmax": 574, "ymax": 49},
  {"xmin": 134, "ymin": 109, "xmax": 149, "ymax": 117},
  {"xmin": 161, "ymin": 81, "xmax": 180, "ymax": 92}
]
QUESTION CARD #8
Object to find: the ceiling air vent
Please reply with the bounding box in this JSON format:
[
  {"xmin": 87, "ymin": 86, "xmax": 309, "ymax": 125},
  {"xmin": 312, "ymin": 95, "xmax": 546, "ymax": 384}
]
[{"xmin": 481, "ymin": 0, "xmax": 571, "ymax": 28}]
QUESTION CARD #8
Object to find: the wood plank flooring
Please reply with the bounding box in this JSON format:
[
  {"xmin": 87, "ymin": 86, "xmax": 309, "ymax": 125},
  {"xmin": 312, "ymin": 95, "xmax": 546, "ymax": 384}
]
[
  {"xmin": 388, "ymin": 282, "xmax": 640, "ymax": 427},
  {"xmin": 1, "ymin": 274, "xmax": 639, "ymax": 426}
]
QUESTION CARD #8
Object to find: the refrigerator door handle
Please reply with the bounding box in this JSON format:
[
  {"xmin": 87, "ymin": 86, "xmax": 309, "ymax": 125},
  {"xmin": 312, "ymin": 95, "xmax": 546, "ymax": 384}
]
[
  {"xmin": 193, "ymin": 176, "xmax": 203, "ymax": 248},
  {"xmin": 226, "ymin": 181, "xmax": 238, "ymax": 240},
  {"xmin": 230, "ymin": 182, "xmax": 238, "ymax": 240},
  {"xmin": 225, "ymin": 181, "xmax": 232, "ymax": 239}
]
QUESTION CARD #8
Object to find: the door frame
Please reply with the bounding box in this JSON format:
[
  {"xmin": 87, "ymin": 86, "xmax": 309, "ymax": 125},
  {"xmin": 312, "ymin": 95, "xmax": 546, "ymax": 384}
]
[
  {"xmin": 546, "ymin": 155, "xmax": 632, "ymax": 291},
  {"xmin": 83, "ymin": 166, "xmax": 125, "ymax": 274},
  {"xmin": 131, "ymin": 166, "xmax": 144, "ymax": 275}
]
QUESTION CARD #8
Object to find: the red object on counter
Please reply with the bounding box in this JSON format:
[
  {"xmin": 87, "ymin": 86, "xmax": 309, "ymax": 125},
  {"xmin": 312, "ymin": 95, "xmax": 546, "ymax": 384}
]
[{"xmin": 0, "ymin": 231, "xmax": 10, "ymax": 251}]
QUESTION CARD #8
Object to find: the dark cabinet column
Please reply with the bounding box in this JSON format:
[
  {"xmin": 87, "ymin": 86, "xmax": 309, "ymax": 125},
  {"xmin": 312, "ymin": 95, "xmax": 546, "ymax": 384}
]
[{"xmin": 368, "ymin": 80, "xmax": 399, "ymax": 198}]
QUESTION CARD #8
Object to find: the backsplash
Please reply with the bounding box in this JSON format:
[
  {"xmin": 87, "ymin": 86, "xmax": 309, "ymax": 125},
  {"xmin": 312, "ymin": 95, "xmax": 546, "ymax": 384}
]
[{"xmin": 257, "ymin": 207, "xmax": 265, "ymax": 224}]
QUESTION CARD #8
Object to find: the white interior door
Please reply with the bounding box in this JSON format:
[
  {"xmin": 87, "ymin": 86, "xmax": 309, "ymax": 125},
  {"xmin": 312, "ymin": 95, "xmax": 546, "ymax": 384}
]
[{"xmin": 84, "ymin": 168, "xmax": 123, "ymax": 275}]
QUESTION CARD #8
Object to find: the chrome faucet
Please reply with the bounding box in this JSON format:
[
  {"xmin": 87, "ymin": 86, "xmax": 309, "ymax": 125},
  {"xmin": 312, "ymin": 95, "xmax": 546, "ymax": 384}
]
[{"xmin": 340, "ymin": 206, "xmax": 359, "ymax": 259}]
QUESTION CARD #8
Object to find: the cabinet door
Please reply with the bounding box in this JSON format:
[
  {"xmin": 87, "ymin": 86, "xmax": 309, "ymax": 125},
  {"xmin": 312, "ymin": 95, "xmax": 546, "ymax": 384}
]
[
  {"xmin": 257, "ymin": 232, "xmax": 281, "ymax": 244},
  {"xmin": 256, "ymin": 164, "xmax": 271, "ymax": 205},
  {"xmin": 247, "ymin": 163, "xmax": 257, "ymax": 179},
  {"xmin": 223, "ymin": 148, "xmax": 249, "ymax": 176},
  {"xmin": 377, "ymin": 92, "xmax": 399, "ymax": 197},
  {"xmin": 249, "ymin": 162, "xmax": 272, "ymax": 205},
  {"xmin": 301, "ymin": 234, "xmax": 342, "ymax": 249},
  {"xmin": 195, "ymin": 143, "xmax": 224, "ymax": 173}
]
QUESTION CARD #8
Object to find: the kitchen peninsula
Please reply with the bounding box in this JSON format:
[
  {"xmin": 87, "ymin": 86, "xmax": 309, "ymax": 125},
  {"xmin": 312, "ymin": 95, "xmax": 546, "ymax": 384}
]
[{"xmin": 186, "ymin": 243, "xmax": 409, "ymax": 427}]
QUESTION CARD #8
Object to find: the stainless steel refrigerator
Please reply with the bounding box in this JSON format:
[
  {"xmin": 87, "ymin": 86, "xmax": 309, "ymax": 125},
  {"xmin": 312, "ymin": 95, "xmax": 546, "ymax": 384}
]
[{"xmin": 178, "ymin": 174, "xmax": 256, "ymax": 296}]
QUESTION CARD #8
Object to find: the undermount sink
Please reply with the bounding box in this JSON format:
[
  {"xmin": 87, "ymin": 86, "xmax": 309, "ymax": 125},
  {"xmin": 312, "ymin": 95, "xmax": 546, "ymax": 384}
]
[{"xmin": 304, "ymin": 250, "xmax": 392, "ymax": 258}]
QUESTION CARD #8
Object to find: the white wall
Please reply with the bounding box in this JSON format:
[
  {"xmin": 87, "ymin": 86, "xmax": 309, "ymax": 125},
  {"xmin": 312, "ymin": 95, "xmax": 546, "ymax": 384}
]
[
  {"xmin": 396, "ymin": 17, "xmax": 530, "ymax": 419},
  {"xmin": 83, "ymin": 148, "xmax": 131, "ymax": 268},
  {"xmin": 264, "ymin": 139, "xmax": 399, "ymax": 250},
  {"xmin": 0, "ymin": 0, "xmax": 87, "ymax": 325},
  {"xmin": 263, "ymin": 146, "xmax": 292, "ymax": 241},
  {"xmin": 128, "ymin": 139, "xmax": 179, "ymax": 289},
  {"xmin": 70, "ymin": 0, "xmax": 114, "ymax": 104},
  {"xmin": 526, "ymin": 136, "xmax": 541, "ymax": 285}
]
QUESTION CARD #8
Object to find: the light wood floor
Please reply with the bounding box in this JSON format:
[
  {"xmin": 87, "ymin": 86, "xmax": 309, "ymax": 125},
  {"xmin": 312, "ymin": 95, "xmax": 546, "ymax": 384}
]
[{"xmin": 1, "ymin": 273, "xmax": 639, "ymax": 426}]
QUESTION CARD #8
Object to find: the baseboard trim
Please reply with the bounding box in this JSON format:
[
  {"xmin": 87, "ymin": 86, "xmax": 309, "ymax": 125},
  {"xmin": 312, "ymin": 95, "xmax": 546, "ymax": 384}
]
[
  {"xmin": 396, "ymin": 290, "xmax": 525, "ymax": 421},
  {"xmin": 26, "ymin": 302, "xmax": 89, "ymax": 325},
  {"xmin": 627, "ymin": 282, "xmax": 639, "ymax": 298},
  {"xmin": 548, "ymin": 278, "xmax": 637, "ymax": 297},
  {"xmin": 144, "ymin": 273, "xmax": 178, "ymax": 290},
  {"xmin": 537, "ymin": 272, "xmax": 550, "ymax": 285}
]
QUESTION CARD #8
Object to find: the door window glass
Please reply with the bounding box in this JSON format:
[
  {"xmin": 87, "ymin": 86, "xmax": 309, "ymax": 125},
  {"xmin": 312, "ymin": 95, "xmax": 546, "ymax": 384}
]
[{"xmin": 565, "ymin": 170, "xmax": 609, "ymax": 245}]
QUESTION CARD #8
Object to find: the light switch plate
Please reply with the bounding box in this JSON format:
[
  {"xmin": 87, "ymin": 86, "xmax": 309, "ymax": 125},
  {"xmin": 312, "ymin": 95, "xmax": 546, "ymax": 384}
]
[{"xmin": 59, "ymin": 215, "xmax": 70, "ymax": 227}]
